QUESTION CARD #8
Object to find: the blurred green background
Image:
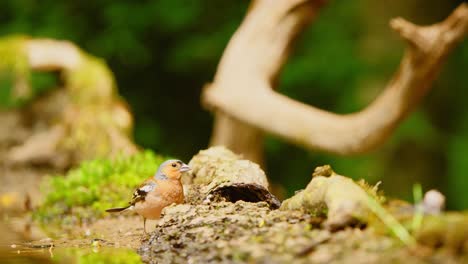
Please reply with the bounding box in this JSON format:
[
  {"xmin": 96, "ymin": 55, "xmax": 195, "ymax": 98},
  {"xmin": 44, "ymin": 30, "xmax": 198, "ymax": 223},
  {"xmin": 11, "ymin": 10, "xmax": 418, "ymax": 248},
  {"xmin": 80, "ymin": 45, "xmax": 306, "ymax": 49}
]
[{"xmin": 1, "ymin": 0, "xmax": 467, "ymax": 209}]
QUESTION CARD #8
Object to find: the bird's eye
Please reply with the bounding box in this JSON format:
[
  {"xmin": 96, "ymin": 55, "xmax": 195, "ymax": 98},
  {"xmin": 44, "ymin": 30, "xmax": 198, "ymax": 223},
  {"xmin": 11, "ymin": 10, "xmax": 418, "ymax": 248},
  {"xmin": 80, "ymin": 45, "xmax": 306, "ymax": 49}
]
[{"xmin": 171, "ymin": 163, "xmax": 177, "ymax": 168}]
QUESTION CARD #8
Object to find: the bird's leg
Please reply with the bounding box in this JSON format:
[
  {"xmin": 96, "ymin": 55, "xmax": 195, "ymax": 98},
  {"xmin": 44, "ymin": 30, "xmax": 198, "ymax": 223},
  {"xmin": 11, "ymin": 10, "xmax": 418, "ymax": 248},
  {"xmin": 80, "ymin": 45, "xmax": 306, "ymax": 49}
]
[{"xmin": 143, "ymin": 217, "xmax": 147, "ymax": 234}]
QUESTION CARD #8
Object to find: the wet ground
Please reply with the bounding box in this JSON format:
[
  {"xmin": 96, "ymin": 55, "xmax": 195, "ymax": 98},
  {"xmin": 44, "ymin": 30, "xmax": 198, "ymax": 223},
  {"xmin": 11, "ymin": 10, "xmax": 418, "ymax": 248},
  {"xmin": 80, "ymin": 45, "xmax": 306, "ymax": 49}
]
[
  {"xmin": 0, "ymin": 157, "xmax": 148, "ymax": 263},
  {"xmin": 1, "ymin": 214, "xmax": 149, "ymax": 263}
]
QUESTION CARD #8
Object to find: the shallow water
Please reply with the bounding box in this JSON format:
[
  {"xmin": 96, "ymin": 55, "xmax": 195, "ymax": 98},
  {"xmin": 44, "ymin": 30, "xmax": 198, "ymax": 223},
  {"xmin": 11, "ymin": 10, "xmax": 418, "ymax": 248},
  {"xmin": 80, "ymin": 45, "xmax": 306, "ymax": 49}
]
[
  {"xmin": 0, "ymin": 215, "xmax": 148, "ymax": 264},
  {"xmin": 2, "ymin": 244, "xmax": 142, "ymax": 264}
]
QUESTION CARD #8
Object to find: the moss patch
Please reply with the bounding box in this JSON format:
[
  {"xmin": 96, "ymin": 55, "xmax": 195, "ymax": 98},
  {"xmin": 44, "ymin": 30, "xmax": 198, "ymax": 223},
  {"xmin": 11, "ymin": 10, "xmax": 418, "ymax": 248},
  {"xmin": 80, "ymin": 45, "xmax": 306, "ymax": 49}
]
[
  {"xmin": 65, "ymin": 52, "xmax": 116, "ymax": 105},
  {"xmin": 34, "ymin": 151, "xmax": 168, "ymax": 226},
  {"xmin": 0, "ymin": 36, "xmax": 58, "ymax": 108},
  {"xmin": 0, "ymin": 36, "xmax": 30, "ymax": 108}
]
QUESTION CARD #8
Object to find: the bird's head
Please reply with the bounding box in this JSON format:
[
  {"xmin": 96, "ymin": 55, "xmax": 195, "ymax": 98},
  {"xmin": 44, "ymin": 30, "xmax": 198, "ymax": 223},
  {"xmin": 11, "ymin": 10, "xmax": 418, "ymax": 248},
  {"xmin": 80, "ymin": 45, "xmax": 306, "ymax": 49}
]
[{"xmin": 155, "ymin": 159, "xmax": 190, "ymax": 180}]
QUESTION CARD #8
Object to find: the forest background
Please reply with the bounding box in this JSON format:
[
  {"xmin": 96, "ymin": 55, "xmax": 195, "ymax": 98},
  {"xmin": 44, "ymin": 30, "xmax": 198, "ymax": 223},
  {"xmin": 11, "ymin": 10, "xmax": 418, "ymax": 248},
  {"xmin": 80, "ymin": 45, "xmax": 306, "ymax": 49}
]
[{"xmin": 1, "ymin": 0, "xmax": 467, "ymax": 209}]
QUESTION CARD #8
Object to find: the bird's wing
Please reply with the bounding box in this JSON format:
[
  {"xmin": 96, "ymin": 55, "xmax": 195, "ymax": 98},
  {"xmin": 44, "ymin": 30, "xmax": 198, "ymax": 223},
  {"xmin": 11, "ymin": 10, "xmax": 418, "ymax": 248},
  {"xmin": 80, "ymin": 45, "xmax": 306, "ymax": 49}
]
[{"xmin": 129, "ymin": 179, "xmax": 157, "ymax": 205}]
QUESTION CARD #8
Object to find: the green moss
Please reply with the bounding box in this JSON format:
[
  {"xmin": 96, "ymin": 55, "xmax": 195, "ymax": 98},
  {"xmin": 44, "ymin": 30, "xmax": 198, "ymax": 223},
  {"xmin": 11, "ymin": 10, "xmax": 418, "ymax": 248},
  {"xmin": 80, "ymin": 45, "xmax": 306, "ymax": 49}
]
[
  {"xmin": 356, "ymin": 179, "xmax": 386, "ymax": 203},
  {"xmin": 0, "ymin": 35, "xmax": 30, "ymax": 108},
  {"xmin": 0, "ymin": 35, "xmax": 116, "ymax": 109},
  {"xmin": 34, "ymin": 150, "xmax": 168, "ymax": 225},
  {"xmin": 0, "ymin": 36, "xmax": 58, "ymax": 108},
  {"xmin": 65, "ymin": 53, "xmax": 116, "ymax": 105}
]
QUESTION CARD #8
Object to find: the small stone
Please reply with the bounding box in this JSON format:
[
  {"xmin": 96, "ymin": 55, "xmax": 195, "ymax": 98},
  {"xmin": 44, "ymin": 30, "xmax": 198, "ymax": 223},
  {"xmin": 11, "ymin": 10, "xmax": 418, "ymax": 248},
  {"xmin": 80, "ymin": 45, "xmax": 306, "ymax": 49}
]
[
  {"xmin": 423, "ymin": 189, "xmax": 445, "ymax": 214},
  {"xmin": 39, "ymin": 237, "xmax": 53, "ymax": 243},
  {"xmin": 258, "ymin": 219, "xmax": 265, "ymax": 228}
]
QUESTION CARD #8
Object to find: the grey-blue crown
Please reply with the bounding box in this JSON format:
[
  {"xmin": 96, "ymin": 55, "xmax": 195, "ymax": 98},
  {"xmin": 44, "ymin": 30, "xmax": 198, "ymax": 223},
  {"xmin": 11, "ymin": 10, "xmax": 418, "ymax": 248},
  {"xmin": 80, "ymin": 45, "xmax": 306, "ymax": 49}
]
[{"xmin": 154, "ymin": 159, "xmax": 183, "ymax": 180}]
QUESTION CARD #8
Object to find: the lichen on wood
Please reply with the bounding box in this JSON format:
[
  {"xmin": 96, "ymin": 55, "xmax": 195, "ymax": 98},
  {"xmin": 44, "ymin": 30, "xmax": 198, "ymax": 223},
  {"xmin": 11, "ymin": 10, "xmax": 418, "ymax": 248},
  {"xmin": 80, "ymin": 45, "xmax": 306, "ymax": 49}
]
[
  {"xmin": 184, "ymin": 149, "xmax": 380, "ymax": 228},
  {"xmin": 185, "ymin": 146, "xmax": 280, "ymax": 208},
  {"xmin": 281, "ymin": 165, "xmax": 376, "ymax": 230},
  {"xmin": 139, "ymin": 201, "xmax": 468, "ymax": 263},
  {"xmin": 414, "ymin": 213, "xmax": 468, "ymax": 253}
]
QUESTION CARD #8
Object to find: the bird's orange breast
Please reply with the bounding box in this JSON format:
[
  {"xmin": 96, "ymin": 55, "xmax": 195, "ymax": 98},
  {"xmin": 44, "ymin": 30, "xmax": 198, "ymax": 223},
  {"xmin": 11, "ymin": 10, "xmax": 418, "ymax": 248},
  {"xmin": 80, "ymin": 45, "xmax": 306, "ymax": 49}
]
[{"xmin": 134, "ymin": 179, "xmax": 184, "ymax": 220}]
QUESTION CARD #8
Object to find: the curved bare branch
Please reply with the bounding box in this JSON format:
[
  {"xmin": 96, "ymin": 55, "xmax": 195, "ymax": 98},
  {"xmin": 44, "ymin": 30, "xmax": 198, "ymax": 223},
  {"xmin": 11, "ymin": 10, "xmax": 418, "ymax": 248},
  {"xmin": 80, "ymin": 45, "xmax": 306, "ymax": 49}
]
[{"xmin": 203, "ymin": 1, "xmax": 468, "ymax": 156}]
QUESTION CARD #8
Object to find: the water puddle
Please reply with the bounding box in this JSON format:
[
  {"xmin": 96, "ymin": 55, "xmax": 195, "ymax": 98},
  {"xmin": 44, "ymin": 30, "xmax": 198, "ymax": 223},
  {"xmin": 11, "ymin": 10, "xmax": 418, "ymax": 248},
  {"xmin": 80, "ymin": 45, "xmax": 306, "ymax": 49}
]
[
  {"xmin": 0, "ymin": 215, "xmax": 147, "ymax": 263},
  {"xmin": 2, "ymin": 244, "xmax": 142, "ymax": 263}
]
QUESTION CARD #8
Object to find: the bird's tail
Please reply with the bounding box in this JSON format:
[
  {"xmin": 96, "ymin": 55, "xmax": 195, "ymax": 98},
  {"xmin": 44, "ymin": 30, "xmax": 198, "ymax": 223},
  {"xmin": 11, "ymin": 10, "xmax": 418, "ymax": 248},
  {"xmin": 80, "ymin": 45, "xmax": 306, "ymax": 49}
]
[{"xmin": 105, "ymin": 206, "xmax": 131, "ymax": 213}]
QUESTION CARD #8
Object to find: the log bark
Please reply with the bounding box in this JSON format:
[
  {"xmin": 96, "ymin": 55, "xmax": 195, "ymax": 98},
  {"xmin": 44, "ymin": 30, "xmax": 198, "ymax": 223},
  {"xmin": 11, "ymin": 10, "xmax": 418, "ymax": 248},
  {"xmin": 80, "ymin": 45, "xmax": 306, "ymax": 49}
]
[
  {"xmin": 281, "ymin": 165, "xmax": 373, "ymax": 230},
  {"xmin": 185, "ymin": 146, "xmax": 281, "ymax": 209},
  {"xmin": 203, "ymin": 1, "xmax": 468, "ymax": 163}
]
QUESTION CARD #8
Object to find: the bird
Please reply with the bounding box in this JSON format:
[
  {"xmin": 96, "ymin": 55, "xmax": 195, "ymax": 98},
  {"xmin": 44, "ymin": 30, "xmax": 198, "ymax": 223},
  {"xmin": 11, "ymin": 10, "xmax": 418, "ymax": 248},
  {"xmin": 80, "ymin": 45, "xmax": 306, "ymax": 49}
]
[{"xmin": 105, "ymin": 159, "xmax": 190, "ymax": 233}]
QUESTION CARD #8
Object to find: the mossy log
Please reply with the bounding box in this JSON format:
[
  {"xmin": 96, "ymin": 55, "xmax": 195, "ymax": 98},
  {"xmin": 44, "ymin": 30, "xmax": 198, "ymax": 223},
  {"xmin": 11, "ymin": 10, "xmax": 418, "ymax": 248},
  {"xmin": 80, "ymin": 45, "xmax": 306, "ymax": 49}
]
[
  {"xmin": 0, "ymin": 36, "xmax": 137, "ymax": 169},
  {"xmin": 140, "ymin": 147, "xmax": 468, "ymax": 263},
  {"xmin": 0, "ymin": 36, "xmax": 137, "ymax": 212},
  {"xmin": 281, "ymin": 165, "xmax": 373, "ymax": 230},
  {"xmin": 184, "ymin": 146, "xmax": 280, "ymax": 209}
]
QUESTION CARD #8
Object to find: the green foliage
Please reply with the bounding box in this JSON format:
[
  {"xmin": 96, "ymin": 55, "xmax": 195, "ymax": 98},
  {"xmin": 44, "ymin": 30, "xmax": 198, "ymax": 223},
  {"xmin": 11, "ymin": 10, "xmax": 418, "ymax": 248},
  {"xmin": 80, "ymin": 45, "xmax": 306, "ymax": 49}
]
[
  {"xmin": 447, "ymin": 121, "xmax": 468, "ymax": 209},
  {"xmin": 65, "ymin": 53, "xmax": 116, "ymax": 105},
  {"xmin": 34, "ymin": 151, "xmax": 167, "ymax": 224},
  {"xmin": 366, "ymin": 195, "xmax": 416, "ymax": 246},
  {"xmin": 411, "ymin": 183, "xmax": 424, "ymax": 232}
]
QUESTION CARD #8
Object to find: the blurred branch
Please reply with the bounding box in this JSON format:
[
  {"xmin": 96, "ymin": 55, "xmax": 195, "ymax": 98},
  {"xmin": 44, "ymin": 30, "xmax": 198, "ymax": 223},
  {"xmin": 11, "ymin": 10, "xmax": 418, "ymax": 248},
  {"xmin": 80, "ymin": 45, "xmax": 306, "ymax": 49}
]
[
  {"xmin": 204, "ymin": 0, "xmax": 325, "ymax": 164},
  {"xmin": 26, "ymin": 39, "xmax": 82, "ymax": 71},
  {"xmin": 203, "ymin": 1, "xmax": 468, "ymax": 160}
]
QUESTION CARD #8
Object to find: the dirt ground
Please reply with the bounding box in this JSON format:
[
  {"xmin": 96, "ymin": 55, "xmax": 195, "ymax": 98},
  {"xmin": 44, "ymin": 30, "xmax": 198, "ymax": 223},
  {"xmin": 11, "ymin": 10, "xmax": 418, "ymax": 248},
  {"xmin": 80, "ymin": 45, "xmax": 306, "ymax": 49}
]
[
  {"xmin": 1, "ymin": 148, "xmax": 467, "ymax": 263},
  {"xmin": 138, "ymin": 201, "xmax": 468, "ymax": 264},
  {"xmin": 1, "ymin": 191, "xmax": 468, "ymax": 264},
  {"xmin": 0, "ymin": 162, "xmax": 147, "ymax": 262}
]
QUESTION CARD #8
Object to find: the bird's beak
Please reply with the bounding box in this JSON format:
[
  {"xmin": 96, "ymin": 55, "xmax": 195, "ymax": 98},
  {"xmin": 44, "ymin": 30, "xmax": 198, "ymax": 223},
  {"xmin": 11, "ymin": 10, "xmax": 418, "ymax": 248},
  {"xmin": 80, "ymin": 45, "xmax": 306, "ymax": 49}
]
[{"xmin": 179, "ymin": 164, "xmax": 191, "ymax": 172}]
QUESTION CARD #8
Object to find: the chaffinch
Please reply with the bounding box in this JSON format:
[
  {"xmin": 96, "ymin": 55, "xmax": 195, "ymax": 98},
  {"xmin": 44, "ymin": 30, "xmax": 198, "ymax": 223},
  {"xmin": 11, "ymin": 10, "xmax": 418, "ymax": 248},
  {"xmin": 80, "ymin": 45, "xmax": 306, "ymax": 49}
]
[{"xmin": 106, "ymin": 159, "xmax": 190, "ymax": 233}]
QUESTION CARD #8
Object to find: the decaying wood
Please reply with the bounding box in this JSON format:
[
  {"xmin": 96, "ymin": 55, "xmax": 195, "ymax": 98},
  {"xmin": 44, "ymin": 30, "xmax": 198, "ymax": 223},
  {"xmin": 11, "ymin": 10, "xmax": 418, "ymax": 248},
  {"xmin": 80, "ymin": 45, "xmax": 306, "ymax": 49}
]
[
  {"xmin": 184, "ymin": 147, "xmax": 376, "ymax": 226},
  {"xmin": 185, "ymin": 146, "xmax": 280, "ymax": 209},
  {"xmin": 281, "ymin": 165, "xmax": 373, "ymax": 230},
  {"xmin": 203, "ymin": 1, "xmax": 468, "ymax": 163},
  {"xmin": 142, "ymin": 154, "xmax": 468, "ymax": 263}
]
